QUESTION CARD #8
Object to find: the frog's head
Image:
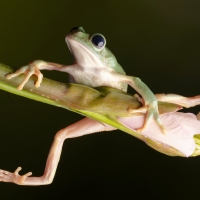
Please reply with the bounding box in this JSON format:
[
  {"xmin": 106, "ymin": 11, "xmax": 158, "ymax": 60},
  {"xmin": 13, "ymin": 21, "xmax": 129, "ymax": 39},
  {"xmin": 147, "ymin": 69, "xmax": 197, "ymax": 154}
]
[
  {"xmin": 65, "ymin": 27, "xmax": 124, "ymax": 73},
  {"xmin": 67, "ymin": 27, "xmax": 106, "ymax": 49}
]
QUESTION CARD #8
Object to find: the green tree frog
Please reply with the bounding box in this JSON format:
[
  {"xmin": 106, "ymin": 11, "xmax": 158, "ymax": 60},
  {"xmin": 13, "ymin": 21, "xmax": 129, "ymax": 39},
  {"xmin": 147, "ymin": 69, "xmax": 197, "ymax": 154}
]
[
  {"xmin": 6, "ymin": 27, "xmax": 164, "ymax": 133},
  {"xmin": 1, "ymin": 27, "xmax": 200, "ymax": 185}
]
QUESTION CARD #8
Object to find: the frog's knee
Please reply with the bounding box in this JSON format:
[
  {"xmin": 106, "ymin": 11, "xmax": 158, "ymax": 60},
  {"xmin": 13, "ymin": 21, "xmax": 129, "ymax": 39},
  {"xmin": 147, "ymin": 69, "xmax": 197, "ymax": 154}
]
[{"xmin": 54, "ymin": 129, "xmax": 66, "ymax": 140}]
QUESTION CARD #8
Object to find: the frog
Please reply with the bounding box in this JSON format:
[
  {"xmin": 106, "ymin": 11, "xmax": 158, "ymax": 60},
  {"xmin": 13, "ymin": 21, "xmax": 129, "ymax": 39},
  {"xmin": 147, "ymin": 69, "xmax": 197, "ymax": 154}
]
[
  {"xmin": 6, "ymin": 27, "xmax": 164, "ymax": 133},
  {"xmin": 0, "ymin": 27, "xmax": 168, "ymax": 185}
]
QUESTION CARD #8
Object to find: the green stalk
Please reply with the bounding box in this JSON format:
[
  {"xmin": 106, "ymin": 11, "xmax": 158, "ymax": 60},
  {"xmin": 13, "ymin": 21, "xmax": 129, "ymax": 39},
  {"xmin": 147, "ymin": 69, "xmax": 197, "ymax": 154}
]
[
  {"xmin": 1, "ymin": 63, "xmax": 199, "ymax": 157},
  {"xmin": 0, "ymin": 63, "xmax": 145, "ymax": 139}
]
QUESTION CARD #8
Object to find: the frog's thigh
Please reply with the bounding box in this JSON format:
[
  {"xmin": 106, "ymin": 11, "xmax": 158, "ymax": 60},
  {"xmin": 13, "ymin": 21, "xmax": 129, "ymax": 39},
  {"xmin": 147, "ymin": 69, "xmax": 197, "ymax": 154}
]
[
  {"xmin": 56, "ymin": 117, "xmax": 116, "ymax": 140},
  {"xmin": 155, "ymin": 94, "xmax": 200, "ymax": 108}
]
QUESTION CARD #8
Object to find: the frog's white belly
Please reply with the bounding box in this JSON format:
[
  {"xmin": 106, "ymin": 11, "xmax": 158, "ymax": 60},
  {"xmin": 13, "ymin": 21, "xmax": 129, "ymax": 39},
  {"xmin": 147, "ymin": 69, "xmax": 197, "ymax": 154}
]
[{"xmin": 69, "ymin": 67, "xmax": 127, "ymax": 92}]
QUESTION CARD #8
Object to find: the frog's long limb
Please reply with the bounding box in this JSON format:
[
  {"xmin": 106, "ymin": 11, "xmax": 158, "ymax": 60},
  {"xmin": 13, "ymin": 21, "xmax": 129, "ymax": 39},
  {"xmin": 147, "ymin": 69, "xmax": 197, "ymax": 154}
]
[
  {"xmin": 155, "ymin": 93, "xmax": 200, "ymax": 108},
  {"xmin": 133, "ymin": 93, "xmax": 200, "ymax": 110},
  {"xmin": 0, "ymin": 118, "xmax": 115, "ymax": 185},
  {"xmin": 107, "ymin": 72, "xmax": 165, "ymax": 133}
]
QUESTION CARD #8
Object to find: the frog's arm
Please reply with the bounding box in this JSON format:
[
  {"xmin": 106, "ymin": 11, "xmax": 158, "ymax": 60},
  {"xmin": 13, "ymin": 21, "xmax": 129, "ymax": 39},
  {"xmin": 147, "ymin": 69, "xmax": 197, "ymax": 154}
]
[
  {"xmin": 103, "ymin": 70, "xmax": 164, "ymax": 133},
  {"xmin": 6, "ymin": 60, "xmax": 72, "ymax": 90}
]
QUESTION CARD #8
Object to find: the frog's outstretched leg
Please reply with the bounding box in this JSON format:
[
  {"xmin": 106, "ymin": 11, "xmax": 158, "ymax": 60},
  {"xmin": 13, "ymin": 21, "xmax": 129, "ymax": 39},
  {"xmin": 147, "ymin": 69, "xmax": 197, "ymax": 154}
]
[
  {"xmin": 155, "ymin": 94, "xmax": 200, "ymax": 108},
  {"xmin": 133, "ymin": 93, "xmax": 200, "ymax": 109},
  {"xmin": 0, "ymin": 118, "xmax": 115, "ymax": 186}
]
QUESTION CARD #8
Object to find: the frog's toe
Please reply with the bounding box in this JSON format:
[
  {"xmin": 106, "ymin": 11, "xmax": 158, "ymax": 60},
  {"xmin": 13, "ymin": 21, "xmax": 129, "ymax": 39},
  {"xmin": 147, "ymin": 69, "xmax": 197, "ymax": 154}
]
[
  {"xmin": 154, "ymin": 116, "xmax": 166, "ymax": 134},
  {"xmin": 17, "ymin": 84, "xmax": 25, "ymax": 90},
  {"xmin": 35, "ymin": 72, "xmax": 43, "ymax": 88},
  {"xmin": 5, "ymin": 74, "xmax": 14, "ymax": 79},
  {"xmin": 136, "ymin": 127, "xmax": 144, "ymax": 134}
]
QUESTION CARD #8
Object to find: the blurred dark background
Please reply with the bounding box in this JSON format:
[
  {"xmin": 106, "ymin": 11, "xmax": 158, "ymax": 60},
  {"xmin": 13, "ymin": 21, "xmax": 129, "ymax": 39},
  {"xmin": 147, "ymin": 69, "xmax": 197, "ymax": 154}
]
[{"xmin": 0, "ymin": 1, "xmax": 200, "ymax": 199}]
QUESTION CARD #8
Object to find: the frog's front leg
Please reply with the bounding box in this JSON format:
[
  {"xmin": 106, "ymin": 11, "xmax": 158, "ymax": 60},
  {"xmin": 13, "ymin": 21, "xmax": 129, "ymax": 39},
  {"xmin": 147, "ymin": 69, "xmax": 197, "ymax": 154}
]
[
  {"xmin": 0, "ymin": 118, "xmax": 115, "ymax": 186},
  {"xmin": 109, "ymin": 71, "xmax": 165, "ymax": 133},
  {"xmin": 6, "ymin": 60, "xmax": 71, "ymax": 90}
]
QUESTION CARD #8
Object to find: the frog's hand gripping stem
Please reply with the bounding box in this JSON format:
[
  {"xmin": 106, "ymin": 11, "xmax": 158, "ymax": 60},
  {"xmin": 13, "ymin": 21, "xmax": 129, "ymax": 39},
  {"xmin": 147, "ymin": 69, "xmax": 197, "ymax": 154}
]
[
  {"xmin": 6, "ymin": 60, "xmax": 67, "ymax": 90},
  {"xmin": 6, "ymin": 64, "xmax": 43, "ymax": 90},
  {"xmin": 112, "ymin": 74, "xmax": 200, "ymax": 134},
  {"xmin": 109, "ymin": 71, "xmax": 165, "ymax": 133}
]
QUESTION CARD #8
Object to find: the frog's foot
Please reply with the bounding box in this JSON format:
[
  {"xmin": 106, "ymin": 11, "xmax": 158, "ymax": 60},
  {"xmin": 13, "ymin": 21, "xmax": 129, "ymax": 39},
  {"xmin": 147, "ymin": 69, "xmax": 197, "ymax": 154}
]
[
  {"xmin": 0, "ymin": 167, "xmax": 32, "ymax": 185},
  {"xmin": 6, "ymin": 62, "xmax": 43, "ymax": 90},
  {"xmin": 130, "ymin": 102, "xmax": 166, "ymax": 134}
]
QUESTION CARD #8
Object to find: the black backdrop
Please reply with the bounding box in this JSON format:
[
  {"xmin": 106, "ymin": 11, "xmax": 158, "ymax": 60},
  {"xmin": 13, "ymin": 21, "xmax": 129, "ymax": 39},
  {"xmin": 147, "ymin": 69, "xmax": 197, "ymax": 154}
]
[{"xmin": 0, "ymin": 1, "xmax": 200, "ymax": 199}]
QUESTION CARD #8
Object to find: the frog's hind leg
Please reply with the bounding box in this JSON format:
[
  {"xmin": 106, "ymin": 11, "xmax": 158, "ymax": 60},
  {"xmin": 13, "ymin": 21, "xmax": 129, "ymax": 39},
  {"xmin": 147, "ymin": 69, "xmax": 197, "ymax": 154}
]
[
  {"xmin": 155, "ymin": 94, "xmax": 200, "ymax": 108},
  {"xmin": 0, "ymin": 118, "xmax": 116, "ymax": 186}
]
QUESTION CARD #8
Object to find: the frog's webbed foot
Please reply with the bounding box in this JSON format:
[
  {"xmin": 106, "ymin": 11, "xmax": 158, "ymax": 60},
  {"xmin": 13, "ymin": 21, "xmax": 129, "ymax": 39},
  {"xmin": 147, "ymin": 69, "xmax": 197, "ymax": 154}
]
[
  {"xmin": 0, "ymin": 167, "xmax": 32, "ymax": 185},
  {"xmin": 6, "ymin": 61, "xmax": 44, "ymax": 90}
]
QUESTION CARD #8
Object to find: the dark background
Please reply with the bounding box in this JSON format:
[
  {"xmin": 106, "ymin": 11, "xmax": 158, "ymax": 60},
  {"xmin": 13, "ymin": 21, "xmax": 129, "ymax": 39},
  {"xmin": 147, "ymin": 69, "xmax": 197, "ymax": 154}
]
[{"xmin": 0, "ymin": 1, "xmax": 200, "ymax": 199}]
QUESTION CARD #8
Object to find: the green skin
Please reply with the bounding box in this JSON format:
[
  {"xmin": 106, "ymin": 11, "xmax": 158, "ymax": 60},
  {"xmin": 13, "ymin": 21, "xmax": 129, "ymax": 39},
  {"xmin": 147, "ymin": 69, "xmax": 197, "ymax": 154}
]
[{"xmin": 0, "ymin": 27, "xmax": 200, "ymax": 185}]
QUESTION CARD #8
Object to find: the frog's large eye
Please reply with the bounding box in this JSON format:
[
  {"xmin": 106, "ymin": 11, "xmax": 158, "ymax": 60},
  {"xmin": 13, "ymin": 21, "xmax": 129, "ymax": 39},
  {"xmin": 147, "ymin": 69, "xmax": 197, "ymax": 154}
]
[{"xmin": 91, "ymin": 34, "xmax": 106, "ymax": 49}]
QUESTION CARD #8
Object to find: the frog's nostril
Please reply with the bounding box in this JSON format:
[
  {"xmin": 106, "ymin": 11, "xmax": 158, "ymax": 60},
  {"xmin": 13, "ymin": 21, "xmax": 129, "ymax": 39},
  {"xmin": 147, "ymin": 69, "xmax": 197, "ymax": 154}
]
[{"xmin": 70, "ymin": 27, "xmax": 85, "ymax": 34}]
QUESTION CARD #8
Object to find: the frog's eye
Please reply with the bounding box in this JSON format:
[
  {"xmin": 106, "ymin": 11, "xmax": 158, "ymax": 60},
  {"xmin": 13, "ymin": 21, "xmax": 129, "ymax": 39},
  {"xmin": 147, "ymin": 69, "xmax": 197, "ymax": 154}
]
[{"xmin": 91, "ymin": 34, "xmax": 106, "ymax": 49}]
